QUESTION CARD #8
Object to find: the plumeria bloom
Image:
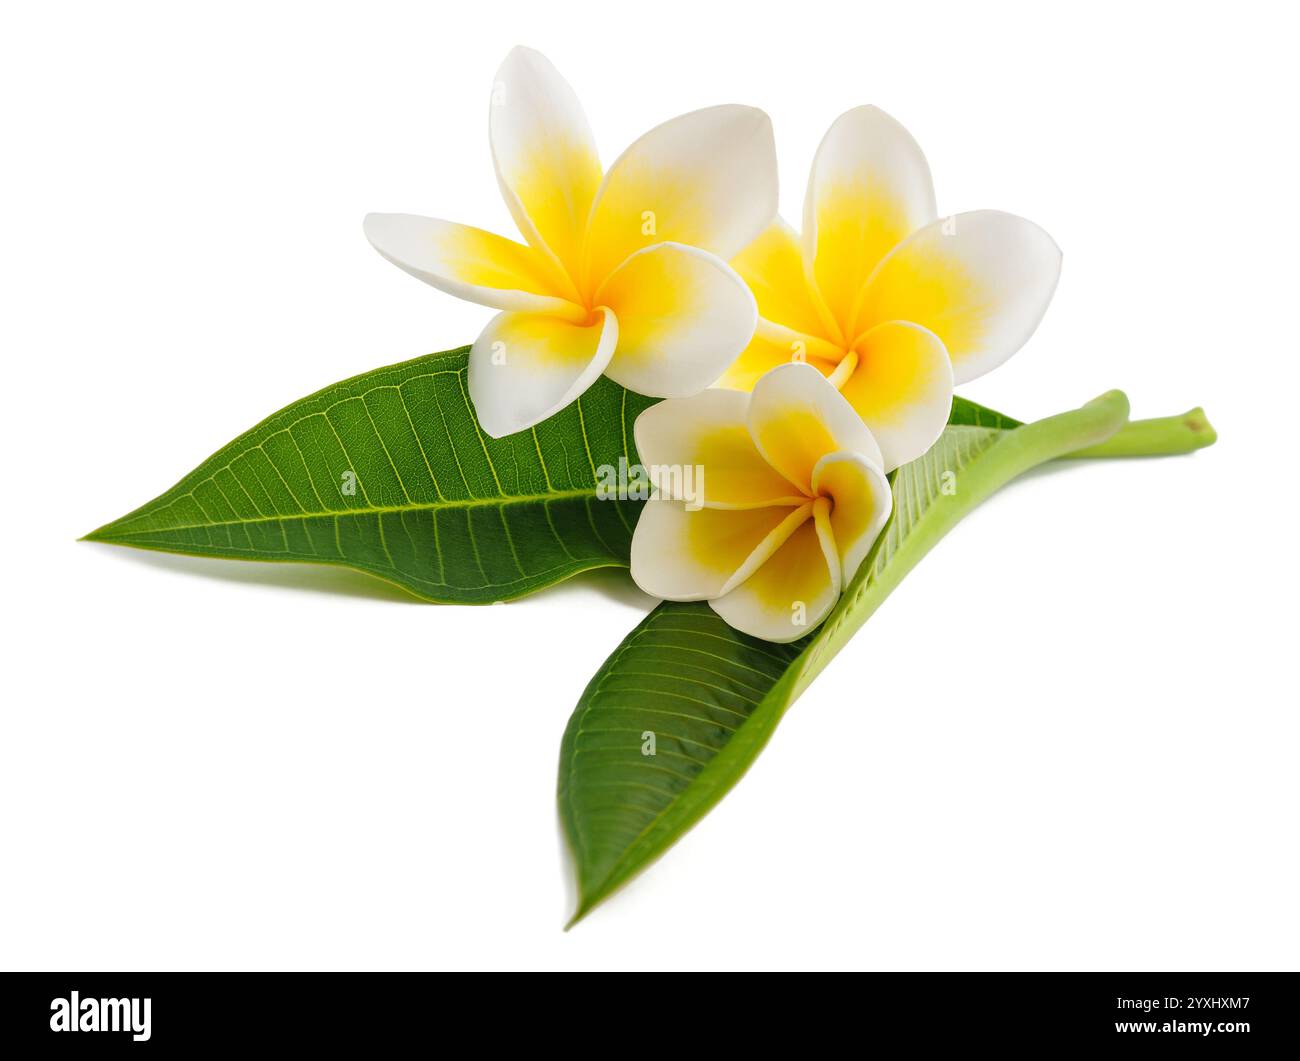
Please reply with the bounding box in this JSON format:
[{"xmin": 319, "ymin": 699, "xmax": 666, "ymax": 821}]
[
  {"xmin": 631, "ymin": 363, "xmax": 892, "ymax": 643},
  {"xmin": 365, "ymin": 47, "xmax": 778, "ymax": 438},
  {"xmin": 721, "ymin": 106, "xmax": 1061, "ymax": 471}
]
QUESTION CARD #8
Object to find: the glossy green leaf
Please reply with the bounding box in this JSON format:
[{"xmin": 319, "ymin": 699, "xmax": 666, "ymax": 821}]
[
  {"xmin": 948, "ymin": 394, "xmax": 1022, "ymax": 429},
  {"xmin": 559, "ymin": 391, "xmax": 1138, "ymax": 924},
  {"xmin": 85, "ymin": 346, "xmax": 656, "ymax": 602}
]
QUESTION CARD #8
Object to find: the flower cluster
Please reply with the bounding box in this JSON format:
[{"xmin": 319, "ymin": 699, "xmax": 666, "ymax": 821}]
[
  {"xmin": 366, "ymin": 47, "xmax": 774, "ymax": 438},
  {"xmin": 367, "ymin": 48, "xmax": 1059, "ymax": 641}
]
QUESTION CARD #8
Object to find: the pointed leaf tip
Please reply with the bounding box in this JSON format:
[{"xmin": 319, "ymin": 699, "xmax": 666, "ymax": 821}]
[{"xmin": 84, "ymin": 346, "xmax": 657, "ymax": 602}]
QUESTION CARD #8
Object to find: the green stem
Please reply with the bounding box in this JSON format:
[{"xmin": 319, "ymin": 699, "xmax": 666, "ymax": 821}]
[
  {"xmin": 1066, "ymin": 406, "xmax": 1217, "ymax": 459},
  {"xmin": 793, "ymin": 388, "xmax": 1133, "ymax": 695}
]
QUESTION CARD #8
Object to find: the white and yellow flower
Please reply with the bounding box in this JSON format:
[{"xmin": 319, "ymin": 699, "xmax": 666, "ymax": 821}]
[
  {"xmin": 721, "ymin": 106, "xmax": 1062, "ymax": 471},
  {"xmin": 365, "ymin": 47, "xmax": 778, "ymax": 438},
  {"xmin": 631, "ymin": 363, "xmax": 892, "ymax": 642}
]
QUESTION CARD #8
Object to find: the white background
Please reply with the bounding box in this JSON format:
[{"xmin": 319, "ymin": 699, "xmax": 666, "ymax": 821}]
[{"xmin": 3, "ymin": 1, "xmax": 1296, "ymax": 971}]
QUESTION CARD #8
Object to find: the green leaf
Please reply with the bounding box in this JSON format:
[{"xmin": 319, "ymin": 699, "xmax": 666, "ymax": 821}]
[
  {"xmin": 559, "ymin": 391, "xmax": 1135, "ymax": 924},
  {"xmin": 948, "ymin": 394, "xmax": 1022, "ymax": 429},
  {"xmin": 85, "ymin": 346, "xmax": 657, "ymax": 603}
]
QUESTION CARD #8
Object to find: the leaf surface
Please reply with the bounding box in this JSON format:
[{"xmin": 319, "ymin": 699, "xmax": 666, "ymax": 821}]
[
  {"xmin": 948, "ymin": 395, "xmax": 1021, "ymax": 429},
  {"xmin": 86, "ymin": 347, "xmax": 655, "ymax": 602},
  {"xmin": 559, "ymin": 392, "xmax": 1132, "ymax": 923}
]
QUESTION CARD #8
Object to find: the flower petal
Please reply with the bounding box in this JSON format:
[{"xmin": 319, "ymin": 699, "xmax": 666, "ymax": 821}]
[
  {"xmin": 811, "ymin": 452, "xmax": 893, "ymax": 582},
  {"xmin": 467, "ymin": 308, "xmax": 616, "ymax": 438},
  {"xmin": 595, "ymin": 242, "xmax": 757, "ymax": 398},
  {"xmin": 804, "ymin": 106, "xmax": 937, "ymax": 336},
  {"xmin": 732, "ymin": 218, "xmax": 839, "ymax": 341},
  {"xmin": 852, "ymin": 210, "xmax": 1062, "ymax": 384},
  {"xmin": 839, "ymin": 320, "xmax": 953, "ymax": 471},
  {"xmin": 364, "ymin": 214, "xmax": 583, "ymax": 317},
  {"xmin": 633, "ymin": 389, "xmax": 807, "ymax": 509},
  {"xmin": 716, "ymin": 330, "xmax": 841, "ymax": 393},
  {"xmin": 710, "ymin": 518, "xmax": 839, "ymax": 643},
  {"xmin": 584, "ymin": 105, "xmax": 778, "ymax": 290},
  {"xmin": 489, "ymin": 47, "xmax": 601, "ymax": 283},
  {"xmin": 630, "ymin": 501, "xmax": 804, "ymax": 601},
  {"xmin": 747, "ymin": 362, "xmax": 883, "ymax": 494}
]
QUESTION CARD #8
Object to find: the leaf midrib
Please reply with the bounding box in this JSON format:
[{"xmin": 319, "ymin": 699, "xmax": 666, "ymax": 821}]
[{"xmin": 90, "ymin": 486, "xmax": 610, "ymax": 538}]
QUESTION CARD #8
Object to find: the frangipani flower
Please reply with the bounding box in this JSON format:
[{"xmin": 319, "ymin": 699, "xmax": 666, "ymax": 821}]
[
  {"xmin": 721, "ymin": 106, "xmax": 1062, "ymax": 471},
  {"xmin": 365, "ymin": 47, "xmax": 778, "ymax": 438},
  {"xmin": 631, "ymin": 363, "xmax": 892, "ymax": 643}
]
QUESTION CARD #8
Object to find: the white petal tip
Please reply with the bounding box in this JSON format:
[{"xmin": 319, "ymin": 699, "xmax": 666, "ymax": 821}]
[
  {"xmin": 361, "ymin": 212, "xmax": 407, "ymax": 251},
  {"xmin": 472, "ymin": 399, "xmax": 548, "ymax": 440},
  {"xmin": 497, "ymin": 45, "xmax": 549, "ymax": 72}
]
